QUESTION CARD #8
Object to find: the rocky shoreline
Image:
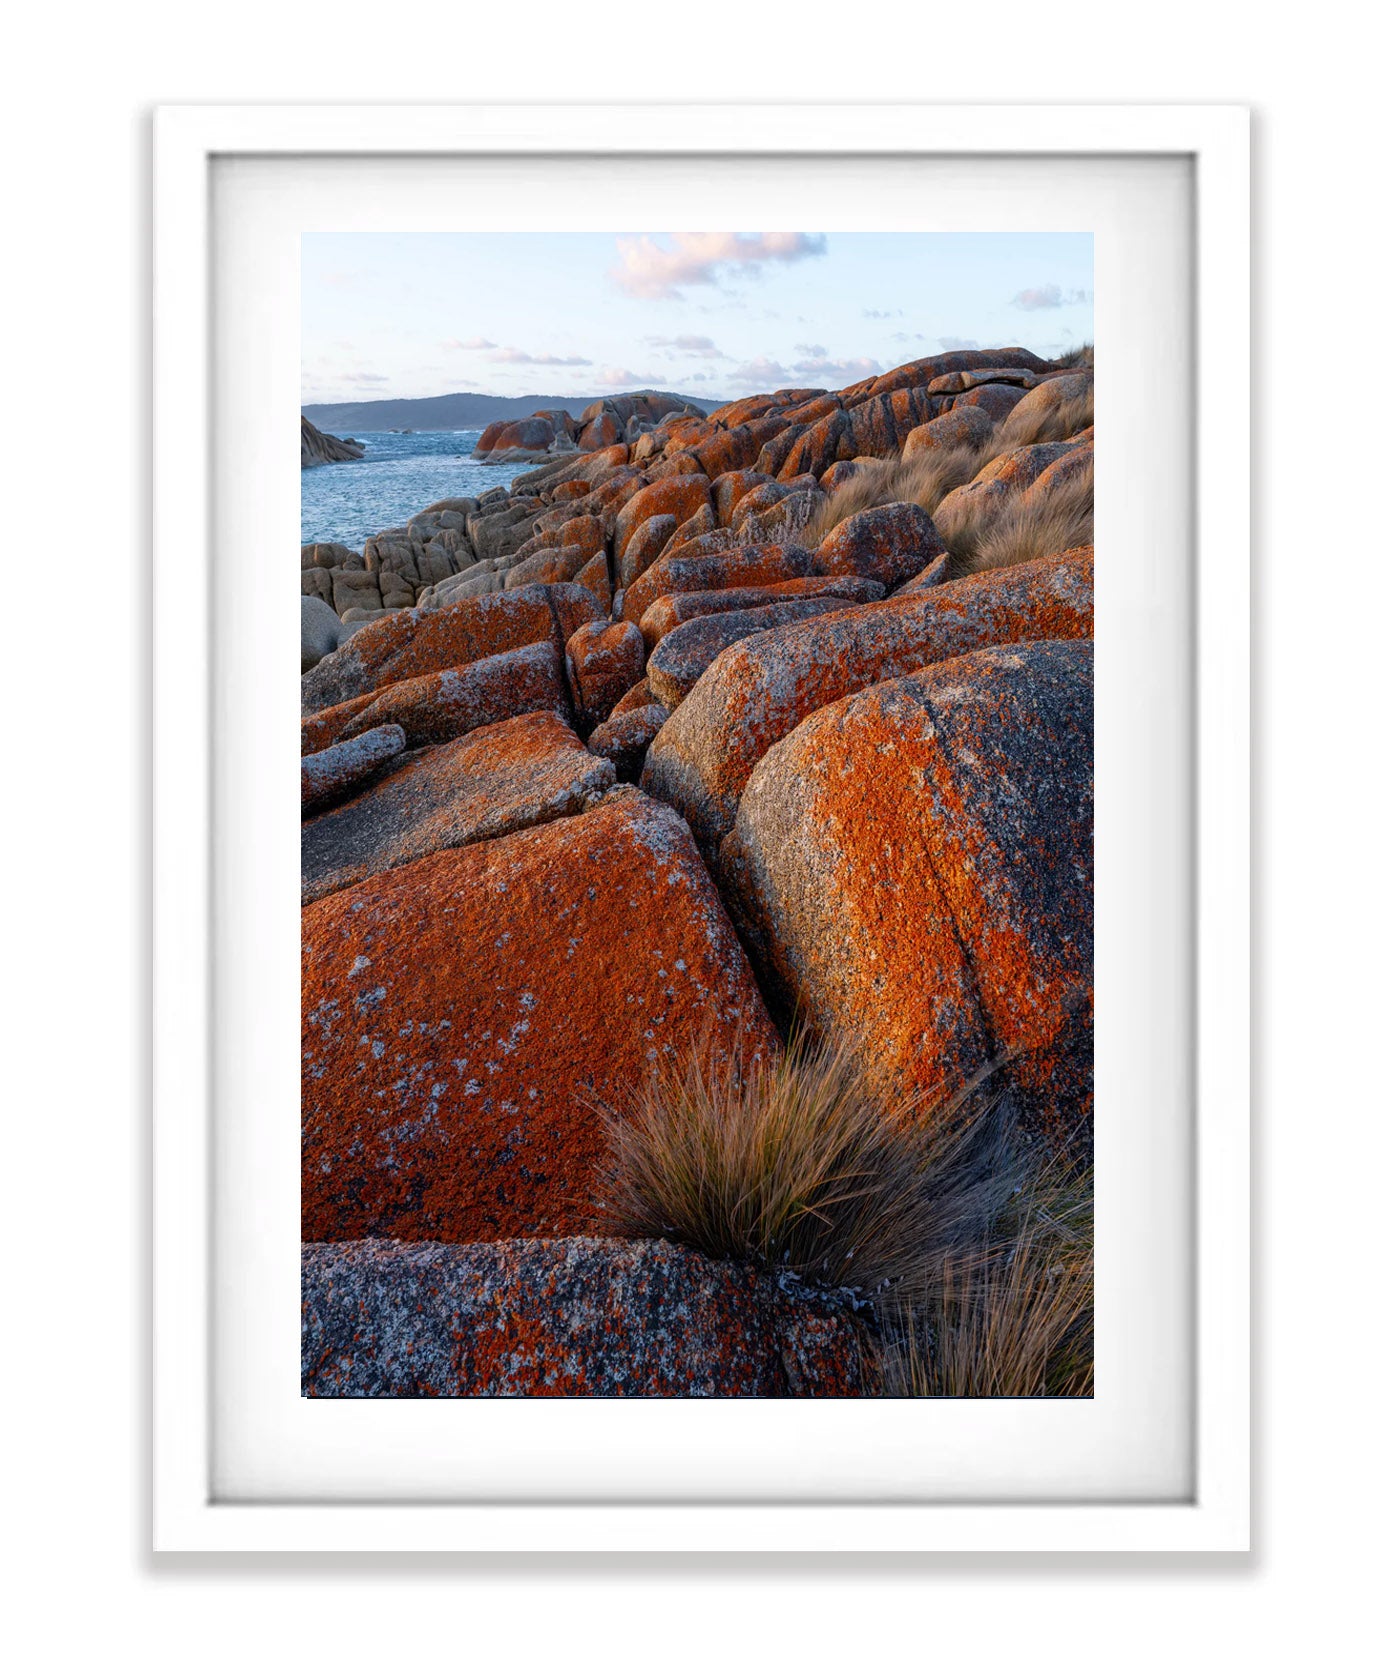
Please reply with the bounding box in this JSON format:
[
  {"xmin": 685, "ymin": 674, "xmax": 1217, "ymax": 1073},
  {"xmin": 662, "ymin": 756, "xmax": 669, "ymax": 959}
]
[{"xmin": 300, "ymin": 346, "xmax": 1095, "ymax": 1397}]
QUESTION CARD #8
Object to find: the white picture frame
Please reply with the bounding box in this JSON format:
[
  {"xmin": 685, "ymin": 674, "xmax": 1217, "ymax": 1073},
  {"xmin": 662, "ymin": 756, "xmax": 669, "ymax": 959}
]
[{"xmin": 153, "ymin": 103, "xmax": 1250, "ymax": 1553}]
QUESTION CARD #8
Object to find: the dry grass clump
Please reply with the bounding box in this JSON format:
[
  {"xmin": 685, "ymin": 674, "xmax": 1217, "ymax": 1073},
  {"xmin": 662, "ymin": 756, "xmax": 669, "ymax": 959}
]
[
  {"xmin": 880, "ymin": 1150, "xmax": 1094, "ymax": 1397},
  {"xmin": 939, "ymin": 459, "xmax": 1094, "ymax": 578},
  {"xmin": 801, "ymin": 444, "xmax": 992, "ymax": 547},
  {"xmin": 1047, "ymin": 342, "xmax": 1094, "ymax": 371},
  {"xmin": 594, "ymin": 1033, "xmax": 1020, "ymax": 1304},
  {"xmin": 799, "ymin": 377, "xmax": 1093, "ymax": 548},
  {"xmin": 994, "ymin": 382, "xmax": 1095, "ymax": 451},
  {"xmin": 595, "ymin": 1033, "xmax": 1093, "ymax": 1396}
]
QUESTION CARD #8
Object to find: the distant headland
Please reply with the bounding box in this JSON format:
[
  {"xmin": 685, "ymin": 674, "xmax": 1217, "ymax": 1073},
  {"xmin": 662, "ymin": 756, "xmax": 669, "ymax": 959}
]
[{"xmin": 302, "ymin": 388, "xmax": 722, "ymax": 435}]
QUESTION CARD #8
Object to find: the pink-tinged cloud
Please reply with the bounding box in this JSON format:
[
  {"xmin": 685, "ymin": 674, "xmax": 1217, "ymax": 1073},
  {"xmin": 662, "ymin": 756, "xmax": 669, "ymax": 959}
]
[
  {"xmin": 645, "ymin": 333, "xmax": 726, "ymax": 357},
  {"xmin": 596, "ymin": 366, "xmax": 666, "ymax": 388},
  {"xmin": 729, "ymin": 355, "xmax": 791, "ymax": 387},
  {"xmin": 1010, "ymin": 284, "xmax": 1090, "ymax": 311},
  {"xmin": 487, "ymin": 347, "xmax": 592, "ymax": 366},
  {"xmin": 611, "ymin": 232, "xmax": 827, "ymax": 300},
  {"xmin": 442, "ymin": 336, "xmax": 497, "ymax": 350}
]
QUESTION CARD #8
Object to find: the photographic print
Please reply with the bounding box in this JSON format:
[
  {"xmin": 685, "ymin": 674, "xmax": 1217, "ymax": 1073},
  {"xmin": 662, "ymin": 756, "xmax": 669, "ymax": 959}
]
[{"xmin": 300, "ymin": 231, "xmax": 1094, "ymax": 1400}]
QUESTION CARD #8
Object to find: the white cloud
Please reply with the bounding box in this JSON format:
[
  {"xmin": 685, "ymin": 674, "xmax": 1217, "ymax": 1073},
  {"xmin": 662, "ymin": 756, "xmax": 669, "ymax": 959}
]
[
  {"xmin": 611, "ymin": 232, "xmax": 827, "ymax": 300},
  {"xmin": 441, "ymin": 335, "xmax": 496, "ymax": 350},
  {"xmin": 1010, "ymin": 284, "xmax": 1091, "ymax": 311},
  {"xmin": 790, "ymin": 354, "xmax": 882, "ymax": 381},
  {"xmin": 596, "ymin": 366, "xmax": 665, "ymax": 388},
  {"xmin": 487, "ymin": 346, "xmax": 592, "ymax": 366},
  {"xmin": 793, "ymin": 342, "xmax": 827, "ymax": 357},
  {"xmin": 344, "ymin": 371, "xmax": 389, "ymax": 384},
  {"xmin": 729, "ymin": 355, "xmax": 791, "ymax": 387},
  {"xmin": 644, "ymin": 333, "xmax": 727, "ymax": 358},
  {"xmin": 937, "ymin": 336, "xmax": 983, "ymax": 351}
]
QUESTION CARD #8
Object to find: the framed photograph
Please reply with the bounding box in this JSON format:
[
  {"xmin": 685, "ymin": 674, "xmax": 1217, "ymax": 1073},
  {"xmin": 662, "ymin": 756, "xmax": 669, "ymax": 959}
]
[{"xmin": 153, "ymin": 103, "xmax": 1249, "ymax": 1552}]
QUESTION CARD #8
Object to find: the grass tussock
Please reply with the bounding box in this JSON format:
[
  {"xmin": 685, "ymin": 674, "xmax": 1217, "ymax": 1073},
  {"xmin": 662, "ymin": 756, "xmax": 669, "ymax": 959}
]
[
  {"xmin": 594, "ymin": 1032, "xmax": 1020, "ymax": 1304},
  {"xmin": 939, "ymin": 458, "xmax": 1094, "ymax": 578},
  {"xmin": 1048, "ymin": 342, "xmax": 1094, "ymax": 371},
  {"xmin": 595, "ymin": 1034, "xmax": 1094, "ymax": 1396},
  {"xmin": 993, "ymin": 381, "xmax": 1095, "ymax": 452},
  {"xmin": 880, "ymin": 1150, "xmax": 1094, "ymax": 1398},
  {"xmin": 801, "ymin": 444, "xmax": 993, "ymax": 547}
]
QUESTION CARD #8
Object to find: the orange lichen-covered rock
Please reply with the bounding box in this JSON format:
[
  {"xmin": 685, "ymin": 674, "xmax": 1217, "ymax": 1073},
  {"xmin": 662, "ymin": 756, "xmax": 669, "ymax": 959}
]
[
  {"xmin": 1026, "ymin": 440, "xmax": 1093, "ymax": 498},
  {"xmin": 302, "ymin": 711, "xmax": 614, "ymax": 904},
  {"xmin": 820, "ymin": 459, "xmax": 863, "ymax": 493},
  {"xmin": 641, "ymin": 548, "xmax": 1094, "ymax": 857},
  {"xmin": 617, "ymin": 514, "xmax": 677, "ymax": 591},
  {"xmin": 646, "ymin": 597, "xmax": 859, "ymax": 711},
  {"xmin": 901, "ymin": 403, "xmax": 995, "ymax": 458},
  {"xmin": 612, "ymin": 474, "xmax": 712, "ymax": 560},
  {"xmin": 620, "ymin": 543, "xmax": 818, "ymax": 626},
  {"xmin": 575, "ymin": 410, "xmax": 622, "ymax": 451},
  {"xmin": 587, "ymin": 704, "xmax": 671, "ymax": 783},
  {"xmin": 951, "ymin": 382, "xmax": 1026, "ymax": 423},
  {"xmin": 639, "ymin": 574, "xmax": 883, "ymax": 651},
  {"xmin": 608, "ymin": 677, "xmax": 656, "ymax": 716},
  {"xmin": 300, "ymin": 582, "xmax": 604, "ymax": 715},
  {"xmin": 689, "ymin": 424, "xmax": 768, "ymax": 479},
  {"xmin": 302, "ymin": 691, "xmax": 379, "ymax": 756},
  {"xmin": 861, "ymin": 346, "xmax": 1049, "ymax": 397},
  {"xmin": 658, "ymin": 502, "xmax": 717, "ymax": 557},
  {"xmin": 301, "ymin": 1237, "xmax": 864, "ymax": 1397},
  {"xmin": 814, "ymin": 500, "xmax": 945, "ymax": 589},
  {"xmin": 302, "ymin": 786, "xmax": 778, "ymax": 1244},
  {"xmin": 472, "ymin": 415, "xmax": 565, "ymax": 461},
  {"xmin": 775, "ymin": 408, "xmax": 856, "ymax": 481},
  {"xmin": 925, "ymin": 366, "xmax": 1043, "ymax": 397},
  {"xmin": 553, "ymin": 513, "xmax": 607, "ymax": 555},
  {"xmin": 504, "ymin": 544, "xmax": 588, "ymax": 588},
  {"xmin": 710, "ymin": 468, "xmax": 772, "ymax": 526},
  {"xmin": 331, "ymin": 640, "xmax": 568, "ymax": 749},
  {"xmin": 565, "ymin": 618, "xmax": 646, "ymax": 730},
  {"xmin": 723, "ymin": 640, "xmax": 1093, "ymax": 1139},
  {"xmin": 574, "ymin": 549, "xmax": 612, "ymax": 611}
]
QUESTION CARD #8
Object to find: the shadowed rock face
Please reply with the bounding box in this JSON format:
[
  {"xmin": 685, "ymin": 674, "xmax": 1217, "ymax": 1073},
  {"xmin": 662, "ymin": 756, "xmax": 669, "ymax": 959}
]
[
  {"xmin": 587, "ymin": 705, "xmax": 670, "ymax": 784},
  {"xmin": 302, "ymin": 724, "xmax": 406, "ymax": 817},
  {"xmin": 302, "ymin": 1237, "xmax": 864, "ymax": 1397},
  {"xmin": 301, "ymin": 414, "xmax": 364, "ymax": 467},
  {"xmin": 638, "ymin": 573, "xmax": 882, "ymax": 652},
  {"xmin": 302, "ymin": 786, "xmax": 778, "ymax": 1246},
  {"xmin": 642, "ymin": 548, "xmax": 1094, "ymax": 858},
  {"xmin": 722, "ymin": 640, "xmax": 1094, "ymax": 1141},
  {"xmin": 301, "ymin": 711, "xmax": 614, "ymax": 904}
]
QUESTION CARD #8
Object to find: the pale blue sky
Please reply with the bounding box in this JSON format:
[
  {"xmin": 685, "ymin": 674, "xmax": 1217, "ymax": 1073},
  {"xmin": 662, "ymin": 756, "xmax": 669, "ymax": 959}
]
[{"xmin": 302, "ymin": 232, "xmax": 1093, "ymax": 404}]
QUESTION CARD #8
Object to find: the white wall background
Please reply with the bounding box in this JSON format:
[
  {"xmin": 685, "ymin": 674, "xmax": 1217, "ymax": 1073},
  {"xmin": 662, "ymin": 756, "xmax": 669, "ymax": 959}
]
[{"xmin": 3, "ymin": 5, "xmax": 1390, "ymax": 1674}]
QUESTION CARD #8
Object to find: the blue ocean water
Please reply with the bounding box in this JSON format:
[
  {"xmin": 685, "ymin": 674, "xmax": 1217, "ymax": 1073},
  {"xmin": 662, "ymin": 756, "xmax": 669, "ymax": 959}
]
[{"xmin": 301, "ymin": 430, "xmax": 528, "ymax": 550}]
